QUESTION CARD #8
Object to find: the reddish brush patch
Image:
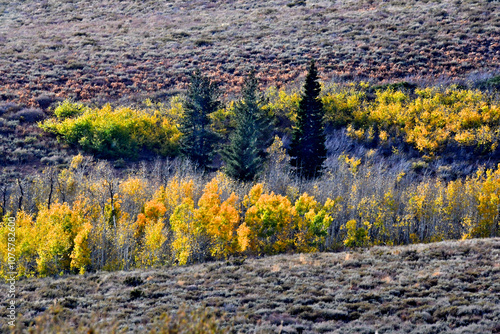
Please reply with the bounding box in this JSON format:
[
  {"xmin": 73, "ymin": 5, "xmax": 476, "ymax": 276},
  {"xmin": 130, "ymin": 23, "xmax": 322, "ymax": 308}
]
[{"xmin": 0, "ymin": 0, "xmax": 498, "ymax": 105}]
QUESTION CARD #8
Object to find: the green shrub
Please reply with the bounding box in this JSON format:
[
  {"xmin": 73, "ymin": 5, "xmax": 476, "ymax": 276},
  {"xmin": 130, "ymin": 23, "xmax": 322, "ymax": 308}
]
[
  {"xmin": 476, "ymin": 75, "xmax": 500, "ymax": 91},
  {"xmin": 40, "ymin": 104, "xmax": 181, "ymax": 159},
  {"xmin": 371, "ymin": 81, "xmax": 417, "ymax": 93},
  {"xmin": 53, "ymin": 100, "xmax": 87, "ymax": 119}
]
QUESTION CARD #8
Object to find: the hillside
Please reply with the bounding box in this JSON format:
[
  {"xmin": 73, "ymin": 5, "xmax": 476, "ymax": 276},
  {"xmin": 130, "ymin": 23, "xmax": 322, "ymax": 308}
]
[
  {"xmin": 0, "ymin": 0, "xmax": 499, "ymax": 106},
  {"xmin": 1, "ymin": 0, "xmax": 500, "ymax": 177},
  {"xmin": 1, "ymin": 1, "xmax": 500, "ymax": 332},
  {"xmin": 3, "ymin": 238, "xmax": 500, "ymax": 333}
]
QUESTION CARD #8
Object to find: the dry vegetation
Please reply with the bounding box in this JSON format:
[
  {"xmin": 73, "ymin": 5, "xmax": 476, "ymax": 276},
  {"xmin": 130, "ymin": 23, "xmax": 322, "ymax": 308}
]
[
  {"xmin": 2, "ymin": 238, "xmax": 499, "ymax": 333},
  {"xmin": 1, "ymin": 0, "xmax": 499, "ymax": 175},
  {"xmin": 0, "ymin": 0, "xmax": 498, "ymax": 106},
  {"xmin": 2, "ymin": 0, "xmax": 500, "ymax": 332},
  {"xmin": 2, "ymin": 151, "xmax": 500, "ymax": 278}
]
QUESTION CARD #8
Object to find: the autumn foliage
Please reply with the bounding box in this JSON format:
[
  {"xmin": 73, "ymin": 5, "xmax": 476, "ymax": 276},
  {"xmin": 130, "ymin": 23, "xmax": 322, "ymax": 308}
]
[
  {"xmin": 1, "ymin": 152, "xmax": 500, "ymax": 278},
  {"xmin": 41, "ymin": 103, "xmax": 181, "ymax": 159},
  {"xmin": 4, "ymin": 81, "xmax": 500, "ymax": 278},
  {"xmin": 346, "ymin": 86, "xmax": 500, "ymax": 156}
]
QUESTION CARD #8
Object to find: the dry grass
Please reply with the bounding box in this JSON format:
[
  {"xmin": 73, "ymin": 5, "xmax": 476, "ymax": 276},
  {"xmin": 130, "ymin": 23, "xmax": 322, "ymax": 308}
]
[
  {"xmin": 0, "ymin": 0, "xmax": 498, "ymax": 106},
  {"xmin": 0, "ymin": 0, "xmax": 499, "ymax": 175},
  {"xmin": 2, "ymin": 238, "xmax": 499, "ymax": 333}
]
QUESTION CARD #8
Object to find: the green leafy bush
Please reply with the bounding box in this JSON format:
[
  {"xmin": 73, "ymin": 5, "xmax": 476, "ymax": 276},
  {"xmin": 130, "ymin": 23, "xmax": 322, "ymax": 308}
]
[
  {"xmin": 476, "ymin": 75, "xmax": 500, "ymax": 91},
  {"xmin": 53, "ymin": 100, "xmax": 87, "ymax": 119},
  {"xmin": 41, "ymin": 104, "xmax": 181, "ymax": 159}
]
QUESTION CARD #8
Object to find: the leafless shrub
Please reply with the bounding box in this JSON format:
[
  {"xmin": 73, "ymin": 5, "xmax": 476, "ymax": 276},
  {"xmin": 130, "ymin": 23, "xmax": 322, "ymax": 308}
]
[
  {"xmin": 9, "ymin": 108, "xmax": 46, "ymax": 123},
  {"xmin": 0, "ymin": 102, "xmax": 22, "ymax": 115},
  {"xmin": 35, "ymin": 95, "xmax": 58, "ymax": 110}
]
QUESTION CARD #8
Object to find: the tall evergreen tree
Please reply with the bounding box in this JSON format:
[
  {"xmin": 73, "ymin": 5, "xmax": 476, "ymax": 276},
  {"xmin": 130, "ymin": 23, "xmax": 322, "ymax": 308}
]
[
  {"xmin": 179, "ymin": 69, "xmax": 220, "ymax": 170},
  {"xmin": 222, "ymin": 70, "xmax": 272, "ymax": 182},
  {"xmin": 289, "ymin": 60, "xmax": 327, "ymax": 178}
]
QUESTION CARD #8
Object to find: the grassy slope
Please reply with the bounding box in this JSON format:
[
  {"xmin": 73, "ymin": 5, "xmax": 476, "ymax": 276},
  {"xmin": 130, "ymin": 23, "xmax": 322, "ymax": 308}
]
[
  {"xmin": 0, "ymin": 0, "xmax": 499, "ymax": 105},
  {"xmin": 1, "ymin": 2, "xmax": 500, "ymax": 331},
  {"xmin": 0, "ymin": 0, "xmax": 499, "ymax": 175},
  {"xmin": 2, "ymin": 238, "xmax": 499, "ymax": 333}
]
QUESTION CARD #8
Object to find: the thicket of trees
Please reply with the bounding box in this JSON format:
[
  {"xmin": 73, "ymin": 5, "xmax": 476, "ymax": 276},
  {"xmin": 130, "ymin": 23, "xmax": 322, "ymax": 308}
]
[
  {"xmin": 1, "ymin": 153, "xmax": 500, "ymax": 278},
  {"xmin": 41, "ymin": 104, "xmax": 181, "ymax": 159},
  {"xmin": 41, "ymin": 70, "xmax": 500, "ymax": 182},
  {"xmin": 41, "ymin": 64, "xmax": 329, "ymax": 181},
  {"xmin": 12, "ymin": 64, "xmax": 500, "ymax": 277}
]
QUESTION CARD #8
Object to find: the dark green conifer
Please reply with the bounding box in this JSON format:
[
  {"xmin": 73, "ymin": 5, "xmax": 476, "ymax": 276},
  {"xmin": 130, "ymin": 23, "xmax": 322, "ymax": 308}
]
[
  {"xmin": 222, "ymin": 70, "xmax": 272, "ymax": 181},
  {"xmin": 289, "ymin": 60, "xmax": 327, "ymax": 178},
  {"xmin": 179, "ymin": 69, "xmax": 220, "ymax": 170}
]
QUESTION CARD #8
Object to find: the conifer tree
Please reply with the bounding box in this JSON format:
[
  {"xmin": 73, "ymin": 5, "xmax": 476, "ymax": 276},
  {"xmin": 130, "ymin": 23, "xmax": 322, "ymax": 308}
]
[
  {"xmin": 289, "ymin": 60, "xmax": 327, "ymax": 178},
  {"xmin": 179, "ymin": 69, "xmax": 220, "ymax": 170},
  {"xmin": 222, "ymin": 70, "xmax": 272, "ymax": 182}
]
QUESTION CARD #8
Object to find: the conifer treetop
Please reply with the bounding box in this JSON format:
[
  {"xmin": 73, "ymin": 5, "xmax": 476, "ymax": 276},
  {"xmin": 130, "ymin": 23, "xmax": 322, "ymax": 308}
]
[{"xmin": 289, "ymin": 60, "xmax": 327, "ymax": 179}]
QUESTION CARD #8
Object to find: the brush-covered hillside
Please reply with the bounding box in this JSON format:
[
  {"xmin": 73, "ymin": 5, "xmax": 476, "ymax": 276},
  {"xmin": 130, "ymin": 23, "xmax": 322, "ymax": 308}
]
[
  {"xmin": 1, "ymin": 1, "xmax": 500, "ymax": 333},
  {"xmin": 0, "ymin": 0, "xmax": 499, "ymax": 106},
  {"xmin": 2, "ymin": 238, "xmax": 499, "ymax": 333},
  {"xmin": 0, "ymin": 0, "xmax": 500, "ymax": 177}
]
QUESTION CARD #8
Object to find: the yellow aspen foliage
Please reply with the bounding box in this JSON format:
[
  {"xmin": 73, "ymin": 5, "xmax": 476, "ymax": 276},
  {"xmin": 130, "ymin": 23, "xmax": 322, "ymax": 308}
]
[
  {"xmin": 70, "ymin": 221, "xmax": 92, "ymax": 274},
  {"xmin": 172, "ymin": 233, "xmax": 191, "ymax": 266},
  {"xmin": 154, "ymin": 177, "xmax": 195, "ymax": 218},
  {"xmin": 209, "ymin": 102, "xmax": 237, "ymax": 138},
  {"xmin": 34, "ymin": 199, "xmax": 89, "ymax": 276},
  {"xmin": 170, "ymin": 198, "xmax": 199, "ymax": 265},
  {"xmin": 120, "ymin": 177, "xmax": 149, "ymax": 207},
  {"xmin": 343, "ymin": 219, "xmax": 369, "ymax": 248},
  {"xmin": 461, "ymin": 217, "xmax": 475, "ymax": 240},
  {"xmin": 468, "ymin": 167, "xmax": 500, "ymax": 238},
  {"xmin": 244, "ymin": 184, "xmax": 295, "ymax": 254},
  {"xmin": 70, "ymin": 153, "xmax": 85, "ymax": 170},
  {"xmin": 134, "ymin": 199, "xmax": 167, "ymax": 267},
  {"xmin": 293, "ymin": 193, "xmax": 333, "ymax": 252},
  {"xmin": 140, "ymin": 220, "xmax": 168, "ymax": 267},
  {"xmin": 266, "ymin": 135, "xmax": 290, "ymax": 165},
  {"xmin": 0, "ymin": 211, "xmax": 37, "ymax": 278},
  {"xmin": 351, "ymin": 127, "xmax": 367, "ymax": 142},
  {"xmin": 243, "ymin": 183, "xmax": 264, "ymax": 208},
  {"xmin": 262, "ymin": 87, "xmax": 301, "ymax": 124},
  {"xmin": 210, "ymin": 194, "xmax": 240, "ymax": 258},
  {"xmin": 406, "ymin": 183, "xmax": 434, "ymax": 242},
  {"xmin": 285, "ymin": 185, "xmax": 300, "ymax": 203},
  {"xmin": 355, "ymin": 196, "xmax": 378, "ymax": 241},
  {"xmin": 237, "ymin": 222, "xmax": 251, "ymax": 252},
  {"xmin": 409, "ymin": 233, "xmax": 420, "ymax": 244},
  {"xmin": 57, "ymin": 168, "xmax": 78, "ymax": 200},
  {"xmin": 339, "ymin": 154, "xmax": 361, "ymax": 175},
  {"xmin": 379, "ymin": 130, "xmax": 389, "ymax": 142},
  {"xmin": 346, "ymin": 124, "xmax": 356, "ymax": 139},
  {"xmin": 454, "ymin": 130, "xmax": 476, "ymax": 146},
  {"xmin": 196, "ymin": 177, "xmax": 222, "ymax": 223},
  {"xmin": 196, "ymin": 176, "xmax": 240, "ymax": 259},
  {"xmin": 345, "ymin": 86, "xmax": 500, "ymax": 155},
  {"xmin": 376, "ymin": 89, "xmax": 408, "ymax": 105},
  {"xmin": 441, "ymin": 179, "xmax": 466, "ymax": 239},
  {"xmin": 430, "ymin": 182, "xmax": 446, "ymax": 242},
  {"xmin": 372, "ymin": 191, "xmax": 399, "ymax": 244},
  {"xmin": 109, "ymin": 221, "xmax": 135, "ymax": 271},
  {"xmin": 104, "ymin": 194, "xmax": 126, "ymax": 229},
  {"xmin": 143, "ymin": 95, "xmax": 184, "ymax": 122},
  {"xmin": 40, "ymin": 104, "xmax": 181, "ymax": 158},
  {"xmin": 321, "ymin": 84, "xmax": 364, "ymax": 127},
  {"xmin": 35, "ymin": 206, "xmax": 72, "ymax": 276}
]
